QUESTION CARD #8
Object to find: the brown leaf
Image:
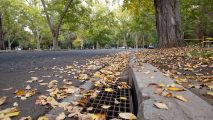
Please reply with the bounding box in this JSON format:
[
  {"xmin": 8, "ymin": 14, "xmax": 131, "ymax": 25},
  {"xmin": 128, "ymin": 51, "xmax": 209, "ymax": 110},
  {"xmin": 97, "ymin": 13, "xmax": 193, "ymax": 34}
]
[
  {"xmin": 0, "ymin": 96, "xmax": 7, "ymax": 105},
  {"xmin": 154, "ymin": 102, "xmax": 168, "ymax": 110},
  {"xmin": 175, "ymin": 95, "xmax": 187, "ymax": 102},
  {"xmin": 118, "ymin": 113, "xmax": 137, "ymax": 119},
  {"xmin": 101, "ymin": 105, "xmax": 111, "ymax": 109}
]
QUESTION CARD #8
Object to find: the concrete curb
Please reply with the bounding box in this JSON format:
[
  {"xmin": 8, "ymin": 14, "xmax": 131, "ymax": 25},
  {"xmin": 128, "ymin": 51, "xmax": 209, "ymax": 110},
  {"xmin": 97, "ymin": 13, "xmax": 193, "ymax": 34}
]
[{"xmin": 128, "ymin": 55, "xmax": 213, "ymax": 120}]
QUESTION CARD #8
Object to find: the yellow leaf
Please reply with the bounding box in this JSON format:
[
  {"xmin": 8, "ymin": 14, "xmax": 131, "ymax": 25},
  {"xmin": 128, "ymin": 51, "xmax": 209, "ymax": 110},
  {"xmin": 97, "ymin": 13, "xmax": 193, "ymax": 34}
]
[
  {"xmin": 105, "ymin": 88, "xmax": 113, "ymax": 92},
  {"xmin": 38, "ymin": 116, "xmax": 49, "ymax": 120},
  {"xmin": 119, "ymin": 113, "xmax": 137, "ymax": 119},
  {"xmin": 167, "ymin": 86, "xmax": 184, "ymax": 91},
  {"xmin": 207, "ymin": 92, "xmax": 213, "ymax": 96},
  {"xmin": 159, "ymin": 83, "xmax": 165, "ymax": 87},
  {"xmin": 15, "ymin": 90, "xmax": 26, "ymax": 97},
  {"xmin": 6, "ymin": 111, "xmax": 20, "ymax": 117},
  {"xmin": 175, "ymin": 95, "xmax": 187, "ymax": 102},
  {"xmin": 120, "ymin": 97, "xmax": 127, "ymax": 100}
]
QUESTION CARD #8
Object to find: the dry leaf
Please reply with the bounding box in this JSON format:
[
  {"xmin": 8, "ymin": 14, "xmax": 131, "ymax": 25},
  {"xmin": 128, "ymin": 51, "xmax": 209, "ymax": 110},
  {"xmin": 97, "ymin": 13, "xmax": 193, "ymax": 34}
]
[
  {"xmin": 154, "ymin": 88, "xmax": 164, "ymax": 95},
  {"xmin": 101, "ymin": 105, "xmax": 111, "ymax": 109},
  {"xmin": 2, "ymin": 87, "xmax": 13, "ymax": 91},
  {"xmin": 120, "ymin": 97, "xmax": 127, "ymax": 100},
  {"xmin": 91, "ymin": 114, "xmax": 106, "ymax": 120},
  {"xmin": 15, "ymin": 90, "xmax": 26, "ymax": 97},
  {"xmin": 56, "ymin": 112, "xmax": 66, "ymax": 120},
  {"xmin": 144, "ymin": 70, "xmax": 151, "ymax": 74},
  {"xmin": 105, "ymin": 88, "xmax": 113, "ymax": 92},
  {"xmin": 175, "ymin": 95, "xmax": 187, "ymax": 102},
  {"xmin": 0, "ymin": 96, "xmax": 7, "ymax": 105},
  {"xmin": 207, "ymin": 92, "xmax": 213, "ymax": 96},
  {"xmin": 118, "ymin": 113, "xmax": 137, "ymax": 119},
  {"xmin": 87, "ymin": 107, "xmax": 93, "ymax": 111},
  {"xmin": 0, "ymin": 107, "xmax": 20, "ymax": 118},
  {"xmin": 25, "ymin": 85, "xmax": 31, "ymax": 90},
  {"xmin": 161, "ymin": 91, "xmax": 173, "ymax": 98},
  {"xmin": 38, "ymin": 116, "xmax": 49, "ymax": 120},
  {"xmin": 20, "ymin": 116, "xmax": 32, "ymax": 120},
  {"xmin": 167, "ymin": 86, "xmax": 184, "ymax": 91},
  {"xmin": 154, "ymin": 102, "xmax": 168, "ymax": 110},
  {"xmin": 114, "ymin": 99, "xmax": 120, "ymax": 104},
  {"xmin": 13, "ymin": 102, "xmax": 18, "ymax": 107}
]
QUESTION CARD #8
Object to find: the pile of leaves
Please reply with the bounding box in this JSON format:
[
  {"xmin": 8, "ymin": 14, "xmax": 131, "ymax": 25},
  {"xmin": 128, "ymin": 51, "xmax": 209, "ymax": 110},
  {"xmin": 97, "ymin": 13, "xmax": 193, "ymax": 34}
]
[{"xmin": 136, "ymin": 47, "xmax": 213, "ymax": 101}]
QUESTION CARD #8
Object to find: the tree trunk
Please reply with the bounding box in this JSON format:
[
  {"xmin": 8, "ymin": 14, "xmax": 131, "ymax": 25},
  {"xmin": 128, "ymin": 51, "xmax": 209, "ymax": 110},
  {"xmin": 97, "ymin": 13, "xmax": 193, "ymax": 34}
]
[
  {"xmin": 96, "ymin": 41, "xmax": 99, "ymax": 49},
  {"xmin": 135, "ymin": 33, "xmax": 138, "ymax": 49},
  {"xmin": 0, "ymin": 13, "xmax": 5, "ymax": 50},
  {"xmin": 154, "ymin": 0, "xmax": 183, "ymax": 48}
]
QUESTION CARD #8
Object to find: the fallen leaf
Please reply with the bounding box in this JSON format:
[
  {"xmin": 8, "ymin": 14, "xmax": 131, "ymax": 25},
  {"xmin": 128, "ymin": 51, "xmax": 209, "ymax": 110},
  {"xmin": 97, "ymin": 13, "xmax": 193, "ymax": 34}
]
[
  {"xmin": 20, "ymin": 116, "xmax": 32, "ymax": 120},
  {"xmin": 161, "ymin": 91, "xmax": 173, "ymax": 98},
  {"xmin": 114, "ymin": 99, "xmax": 120, "ymax": 104},
  {"xmin": 38, "ymin": 116, "xmax": 49, "ymax": 120},
  {"xmin": 2, "ymin": 87, "xmax": 13, "ymax": 91},
  {"xmin": 31, "ymin": 77, "xmax": 38, "ymax": 80},
  {"xmin": 175, "ymin": 95, "xmax": 187, "ymax": 102},
  {"xmin": 167, "ymin": 86, "xmax": 184, "ymax": 91},
  {"xmin": 154, "ymin": 102, "xmax": 168, "ymax": 110},
  {"xmin": 15, "ymin": 90, "xmax": 26, "ymax": 97},
  {"xmin": 13, "ymin": 102, "xmax": 18, "ymax": 107},
  {"xmin": 0, "ymin": 107, "xmax": 20, "ymax": 118},
  {"xmin": 118, "ymin": 113, "xmax": 137, "ymax": 119},
  {"xmin": 144, "ymin": 70, "xmax": 151, "ymax": 74},
  {"xmin": 105, "ymin": 88, "xmax": 113, "ymax": 92},
  {"xmin": 206, "ymin": 92, "xmax": 213, "ymax": 96},
  {"xmin": 154, "ymin": 88, "xmax": 164, "ymax": 95},
  {"xmin": 91, "ymin": 114, "xmax": 106, "ymax": 120},
  {"xmin": 87, "ymin": 107, "xmax": 93, "ymax": 111},
  {"xmin": 25, "ymin": 85, "xmax": 31, "ymax": 90},
  {"xmin": 101, "ymin": 105, "xmax": 111, "ymax": 109},
  {"xmin": 120, "ymin": 97, "xmax": 127, "ymax": 100},
  {"xmin": 0, "ymin": 96, "xmax": 7, "ymax": 105},
  {"xmin": 56, "ymin": 112, "xmax": 66, "ymax": 120},
  {"xmin": 159, "ymin": 83, "xmax": 165, "ymax": 87}
]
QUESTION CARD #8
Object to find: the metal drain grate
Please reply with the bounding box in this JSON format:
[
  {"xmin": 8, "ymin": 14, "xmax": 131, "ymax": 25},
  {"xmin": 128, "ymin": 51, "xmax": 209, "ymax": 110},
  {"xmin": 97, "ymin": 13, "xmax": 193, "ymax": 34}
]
[{"xmin": 81, "ymin": 85, "xmax": 132, "ymax": 119}]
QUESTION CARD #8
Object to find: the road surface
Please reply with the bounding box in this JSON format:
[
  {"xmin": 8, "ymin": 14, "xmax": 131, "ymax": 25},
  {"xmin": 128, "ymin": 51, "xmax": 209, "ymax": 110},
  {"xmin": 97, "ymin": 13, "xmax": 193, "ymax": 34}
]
[{"xmin": 0, "ymin": 49, "xmax": 124, "ymax": 119}]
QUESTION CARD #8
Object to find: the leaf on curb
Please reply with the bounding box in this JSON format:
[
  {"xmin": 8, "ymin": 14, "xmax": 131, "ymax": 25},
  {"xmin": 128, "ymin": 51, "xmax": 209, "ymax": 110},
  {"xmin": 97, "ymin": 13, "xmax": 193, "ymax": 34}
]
[
  {"xmin": 0, "ymin": 96, "xmax": 7, "ymax": 105},
  {"xmin": 175, "ymin": 95, "xmax": 187, "ymax": 102},
  {"xmin": 118, "ymin": 113, "xmax": 137, "ymax": 119},
  {"xmin": 167, "ymin": 86, "xmax": 184, "ymax": 91},
  {"xmin": 154, "ymin": 102, "xmax": 168, "ymax": 110}
]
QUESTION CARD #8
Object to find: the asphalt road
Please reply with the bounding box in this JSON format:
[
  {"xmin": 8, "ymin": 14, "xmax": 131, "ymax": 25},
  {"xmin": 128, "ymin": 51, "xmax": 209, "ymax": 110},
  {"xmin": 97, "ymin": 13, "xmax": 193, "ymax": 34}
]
[{"xmin": 0, "ymin": 49, "xmax": 124, "ymax": 119}]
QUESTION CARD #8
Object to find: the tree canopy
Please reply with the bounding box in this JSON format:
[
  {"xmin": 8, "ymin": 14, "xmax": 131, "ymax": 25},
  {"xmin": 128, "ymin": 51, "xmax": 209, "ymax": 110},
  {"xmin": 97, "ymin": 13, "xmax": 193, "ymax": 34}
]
[{"xmin": 0, "ymin": 0, "xmax": 212, "ymax": 50}]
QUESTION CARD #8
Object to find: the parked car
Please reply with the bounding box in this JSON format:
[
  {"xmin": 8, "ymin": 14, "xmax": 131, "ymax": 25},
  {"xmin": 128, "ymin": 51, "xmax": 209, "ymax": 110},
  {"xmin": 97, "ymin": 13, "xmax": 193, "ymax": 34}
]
[{"xmin": 148, "ymin": 44, "xmax": 154, "ymax": 49}]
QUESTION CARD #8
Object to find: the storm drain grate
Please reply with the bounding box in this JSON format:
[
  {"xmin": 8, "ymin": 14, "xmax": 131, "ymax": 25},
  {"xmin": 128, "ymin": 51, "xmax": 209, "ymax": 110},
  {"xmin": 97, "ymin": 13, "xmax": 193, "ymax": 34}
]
[{"xmin": 81, "ymin": 85, "xmax": 132, "ymax": 119}]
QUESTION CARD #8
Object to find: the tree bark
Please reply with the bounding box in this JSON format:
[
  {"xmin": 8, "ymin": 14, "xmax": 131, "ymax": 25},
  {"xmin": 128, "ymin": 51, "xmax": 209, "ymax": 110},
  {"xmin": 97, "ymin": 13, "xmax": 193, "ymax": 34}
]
[
  {"xmin": 0, "ymin": 13, "xmax": 5, "ymax": 50},
  {"xmin": 154, "ymin": 0, "xmax": 183, "ymax": 48},
  {"xmin": 41, "ymin": 0, "xmax": 73, "ymax": 50}
]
